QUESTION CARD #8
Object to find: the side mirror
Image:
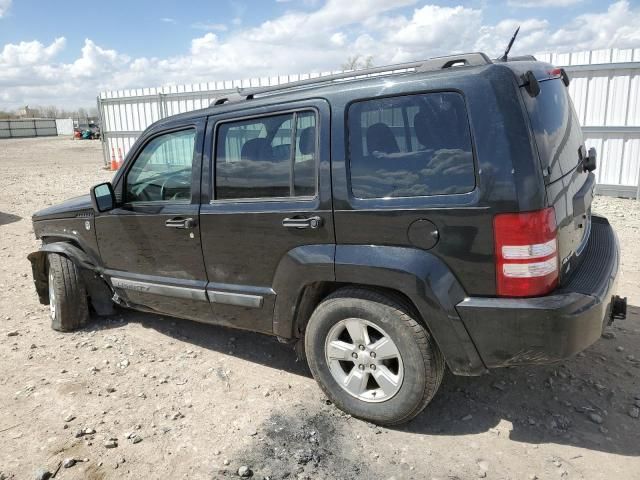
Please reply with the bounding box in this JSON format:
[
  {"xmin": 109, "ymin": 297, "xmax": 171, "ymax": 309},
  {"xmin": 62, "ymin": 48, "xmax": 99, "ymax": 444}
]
[{"xmin": 90, "ymin": 182, "xmax": 116, "ymax": 212}]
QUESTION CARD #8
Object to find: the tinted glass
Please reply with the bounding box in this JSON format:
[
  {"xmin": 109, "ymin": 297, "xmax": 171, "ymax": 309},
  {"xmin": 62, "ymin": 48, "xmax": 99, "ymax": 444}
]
[
  {"xmin": 215, "ymin": 111, "xmax": 317, "ymax": 200},
  {"xmin": 348, "ymin": 92, "xmax": 475, "ymax": 199},
  {"xmin": 126, "ymin": 129, "xmax": 195, "ymax": 203},
  {"xmin": 523, "ymin": 78, "xmax": 583, "ymax": 183},
  {"xmin": 94, "ymin": 183, "xmax": 114, "ymax": 211},
  {"xmin": 293, "ymin": 112, "xmax": 317, "ymax": 197}
]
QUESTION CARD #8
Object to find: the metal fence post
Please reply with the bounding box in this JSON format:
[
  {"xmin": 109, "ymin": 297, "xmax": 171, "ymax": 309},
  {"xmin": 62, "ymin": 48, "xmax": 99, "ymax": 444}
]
[{"xmin": 97, "ymin": 95, "xmax": 110, "ymax": 167}]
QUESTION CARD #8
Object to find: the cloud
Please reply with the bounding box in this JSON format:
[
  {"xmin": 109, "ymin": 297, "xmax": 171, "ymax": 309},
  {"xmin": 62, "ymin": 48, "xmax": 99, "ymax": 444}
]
[
  {"xmin": 160, "ymin": 17, "xmax": 176, "ymax": 24},
  {"xmin": 1, "ymin": 1, "xmax": 639, "ymax": 109},
  {"xmin": 0, "ymin": 0, "xmax": 11, "ymax": 18},
  {"xmin": 508, "ymin": 0, "xmax": 583, "ymax": 7},
  {"xmin": 0, "ymin": 37, "xmax": 66, "ymax": 67}
]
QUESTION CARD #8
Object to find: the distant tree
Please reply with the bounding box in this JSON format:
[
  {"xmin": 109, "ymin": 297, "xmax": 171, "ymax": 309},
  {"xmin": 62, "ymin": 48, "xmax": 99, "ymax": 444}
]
[
  {"xmin": 40, "ymin": 105, "xmax": 60, "ymax": 118},
  {"xmin": 341, "ymin": 54, "xmax": 374, "ymax": 71}
]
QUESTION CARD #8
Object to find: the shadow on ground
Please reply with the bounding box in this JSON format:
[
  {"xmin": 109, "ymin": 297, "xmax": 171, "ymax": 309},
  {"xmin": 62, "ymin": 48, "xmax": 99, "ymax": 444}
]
[
  {"xmin": 91, "ymin": 304, "xmax": 640, "ymax": 458},
  {"xmin": 0, "ymin": 211, "xmax": 21, "ymax": 226}
]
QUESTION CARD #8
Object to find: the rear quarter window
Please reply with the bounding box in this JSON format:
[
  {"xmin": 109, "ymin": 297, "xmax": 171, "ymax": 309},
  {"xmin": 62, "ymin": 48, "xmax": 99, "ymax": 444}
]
[{"xmin": 347, "ymin": 92, "xmax": 475, "ymax": 199}]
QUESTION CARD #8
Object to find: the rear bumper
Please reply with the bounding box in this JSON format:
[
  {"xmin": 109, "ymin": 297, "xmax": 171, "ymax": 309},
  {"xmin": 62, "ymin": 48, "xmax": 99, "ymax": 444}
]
[{"xmin": 456, "ymin": 215, "xmax": 621, "ymax": 368}]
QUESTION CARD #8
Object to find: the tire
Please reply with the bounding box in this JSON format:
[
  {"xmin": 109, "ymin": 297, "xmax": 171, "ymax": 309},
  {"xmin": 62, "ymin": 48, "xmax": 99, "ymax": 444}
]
[
  {"xmin": 47, "ymin": 253, "xmax": 89, "ymax": 332},
  {"xmin": 304, "ymin": 287, "xmax": 445, "ymax": 425}
]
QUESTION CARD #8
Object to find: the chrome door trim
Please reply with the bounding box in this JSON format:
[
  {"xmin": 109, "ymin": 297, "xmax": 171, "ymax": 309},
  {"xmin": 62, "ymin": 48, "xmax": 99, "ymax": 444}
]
[
  {"xmin": 110, "ymin": 277, "xmax": 209, "ymax": 302},
  {"xmin": 206, "ymin": 289, "xmax": 264, "ymax": 308}
]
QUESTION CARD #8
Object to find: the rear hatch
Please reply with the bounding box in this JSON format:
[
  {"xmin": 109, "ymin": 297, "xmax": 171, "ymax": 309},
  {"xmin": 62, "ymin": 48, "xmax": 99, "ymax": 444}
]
[{"xmin": 520, "ymin": 68, "xmax": 595, "ymax": 283}]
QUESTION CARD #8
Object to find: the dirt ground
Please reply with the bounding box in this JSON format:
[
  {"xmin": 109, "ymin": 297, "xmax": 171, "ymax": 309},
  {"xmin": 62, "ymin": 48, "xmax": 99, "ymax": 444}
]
[{"xmin": 0, "ymin": 136, "xmax": 639, "ymax": 480}]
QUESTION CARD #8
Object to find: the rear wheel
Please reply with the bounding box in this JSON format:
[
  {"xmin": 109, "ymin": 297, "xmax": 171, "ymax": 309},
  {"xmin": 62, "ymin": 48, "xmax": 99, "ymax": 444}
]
[
  {"xmin": 305, "ymin": 287, "xmax": 444, "ymax": 425},
  {"xmin": 47, "ymin": 253, "xmax": 89, "ymax": 332}
]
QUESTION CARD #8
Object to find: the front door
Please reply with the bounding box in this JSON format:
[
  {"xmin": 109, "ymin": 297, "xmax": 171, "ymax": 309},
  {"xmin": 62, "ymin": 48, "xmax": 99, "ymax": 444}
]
[
  {"xmin": 199, "ymin": 100, "xmax": 333, "ymax": 334},
  {"xmin": 95, "ymin": 120, "xmax": 213, "ymax": 322}
]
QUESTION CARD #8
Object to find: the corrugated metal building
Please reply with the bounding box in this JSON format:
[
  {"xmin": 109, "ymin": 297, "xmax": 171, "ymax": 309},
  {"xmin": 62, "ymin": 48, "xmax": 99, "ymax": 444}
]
[{"xmin": 0, "ymin": 119, "xmax": 57, "ymax": 138}]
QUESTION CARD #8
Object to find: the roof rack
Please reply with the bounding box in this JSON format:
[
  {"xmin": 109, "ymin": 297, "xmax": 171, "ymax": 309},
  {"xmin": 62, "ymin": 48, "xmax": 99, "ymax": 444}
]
[
  {"xmin": 494, "ymin": 54, "xmax": 537, "ymax": 63},
  {"xmin": 209, "ymin": 52, "xmax": 492, "ymax": 106}
]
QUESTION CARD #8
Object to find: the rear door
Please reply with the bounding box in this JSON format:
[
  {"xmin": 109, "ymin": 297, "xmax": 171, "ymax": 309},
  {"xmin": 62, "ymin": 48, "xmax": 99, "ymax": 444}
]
[
  {"xmin": 522, "ymin": 76, "xmax": 594, "ymax": 281},
  {"xmin": 199, "ymin": 100, "xmax": 333, "ymax": 334}
]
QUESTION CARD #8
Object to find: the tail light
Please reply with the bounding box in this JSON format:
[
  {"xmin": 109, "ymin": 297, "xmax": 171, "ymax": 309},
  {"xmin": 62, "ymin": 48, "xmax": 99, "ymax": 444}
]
[{"xmin": 494, "ymin": 207, "xmax": 559, "ymax": 297}]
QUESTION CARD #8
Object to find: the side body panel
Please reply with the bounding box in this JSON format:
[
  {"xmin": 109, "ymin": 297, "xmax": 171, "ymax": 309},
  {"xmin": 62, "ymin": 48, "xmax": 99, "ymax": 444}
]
[{"xmin": 329, "ymin": 65, "xmax": 545, "ymax": 297}]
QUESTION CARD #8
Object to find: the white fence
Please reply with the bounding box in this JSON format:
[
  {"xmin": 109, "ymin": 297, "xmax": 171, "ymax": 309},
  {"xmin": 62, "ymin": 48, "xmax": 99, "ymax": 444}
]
[
  {"xmin": 98, "ymin": 48, "xmax": 640, "ymax": 198},
  {"xmin": 0, "ymin": 118, "xmax": 57, "ymax": 138}
]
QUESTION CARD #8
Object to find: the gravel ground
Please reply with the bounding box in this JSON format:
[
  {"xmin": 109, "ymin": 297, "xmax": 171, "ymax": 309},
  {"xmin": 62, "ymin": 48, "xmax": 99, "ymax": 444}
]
[{"xmin": 0, "ymin": 136, "xmax": 639, "ymax": 480}]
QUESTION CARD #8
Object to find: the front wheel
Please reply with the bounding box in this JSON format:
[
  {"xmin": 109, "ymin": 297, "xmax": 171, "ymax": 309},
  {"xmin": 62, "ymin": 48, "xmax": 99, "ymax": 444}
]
[
  {"xmin": 47, "ymin": 253, "xmax": 89, "ymax": 332},
  {"xmin": 304, "ymin": 288, "xmax": 445, "ymax": 425}
]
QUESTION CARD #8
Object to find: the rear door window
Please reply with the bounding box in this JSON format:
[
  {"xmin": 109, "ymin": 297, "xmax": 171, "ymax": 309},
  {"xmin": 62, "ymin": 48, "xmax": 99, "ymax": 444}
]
[
  {"xmin": 347, "ymin": 92, "xmax": 475, "ymax": 199},
  {"xmin": 215, "ymin": 111, "xmax": 317, "ymax": 200}
]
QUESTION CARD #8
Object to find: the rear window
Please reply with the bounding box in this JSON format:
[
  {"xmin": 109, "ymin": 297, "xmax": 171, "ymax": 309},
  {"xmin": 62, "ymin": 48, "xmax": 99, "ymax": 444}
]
[
  {"xmin": 347, "ymin": 92, "xmax": 475, "ymax": 199},
  {"xmin": 523, "ymin": 78, "xmax": 584, "ymax": 183}
]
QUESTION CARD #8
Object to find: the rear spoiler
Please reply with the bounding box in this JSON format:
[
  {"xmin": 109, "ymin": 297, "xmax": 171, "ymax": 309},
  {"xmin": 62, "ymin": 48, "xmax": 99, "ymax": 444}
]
[{"xmin": 521, "ymin": 66, "xmax": 570, "ymax": 97}]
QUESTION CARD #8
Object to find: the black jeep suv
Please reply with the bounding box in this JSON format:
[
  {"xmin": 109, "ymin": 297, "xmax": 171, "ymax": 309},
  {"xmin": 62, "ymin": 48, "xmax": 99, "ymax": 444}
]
[{"xmin": 29, "ymin": 52, "xmax": 626, "ymax": 425}]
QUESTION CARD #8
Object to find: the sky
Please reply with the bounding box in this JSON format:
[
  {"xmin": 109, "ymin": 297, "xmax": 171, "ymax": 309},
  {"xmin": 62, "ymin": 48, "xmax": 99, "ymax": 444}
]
[{"xmin": 1, "ymin": 0, "xmax": 640, "ymax": 109}]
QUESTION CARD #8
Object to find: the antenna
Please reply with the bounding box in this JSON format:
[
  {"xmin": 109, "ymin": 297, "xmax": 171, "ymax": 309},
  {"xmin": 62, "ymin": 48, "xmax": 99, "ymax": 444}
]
[{"xmin": 500, "ymin": 26, "xmax": 520, "ymax": 62}]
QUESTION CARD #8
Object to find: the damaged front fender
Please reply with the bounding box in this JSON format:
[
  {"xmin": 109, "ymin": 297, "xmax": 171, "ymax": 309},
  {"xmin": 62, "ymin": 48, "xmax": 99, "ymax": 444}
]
[{"xmin": 27, "ymin": 242, "xmax": 114, "ymax": 315}]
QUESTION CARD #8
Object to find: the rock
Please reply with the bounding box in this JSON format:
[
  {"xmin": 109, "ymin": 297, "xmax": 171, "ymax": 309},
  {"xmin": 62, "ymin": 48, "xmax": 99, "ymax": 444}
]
[
  {"xmin": 223, "ymin": 459, "xmax": 230, "ymax": 466},
  {"xmin": 34, "ymin": 468, "xmax": 51, "ymax": 480},
  {"xmin": 551, "ymin": 414, "xmax": 571, "ymax": 431},
  {"xmin": 131, "ymin": 434, "xmax": 143, "ymax": 444},
  {"xmin": 84, "ymin": 428, "xmax": 96, "ymax": 435},
  {"xmin": 629, "ymin": 407, "xmax": 640, "ymax": 419},
  {"xmin": 6, "ymin": 330, "xmax": 19, "ymax": 337},
  {"xmin": 62, "ymin": 458, "xmax": 76, "ymax": 468},
  {"xmin": 588, "ymin": 413, "xmax": 603, "ymax": 424},
  {"xmin": 635, "ymin": 399, "xmax": 640, "ymax": 408},
  {"xmin": 616, "ymin": 346, "xmax": 624, "ymax": 352},
  {"xmin": 601, "ymin": 331, "xmax": 616, "ymax": 339},
  {"xmin": 106, "ymin": 387, "xmax": 116, "ymax": 393},
  {"xmin": 104, "ymin": 438, "xmax": 118, "ymax": 448},
  {"xmin": 461, "ymin": 414, "xmax": 473, "ymax": 421},
  {"xmin": 491, "ymin": 381, "xmax": 507, "ymax": 391},
  {"xmin": 237, "ymin": 466, "xmax": 253, "ymax": 478},
  {"xmin": 64, "ymin": 414, "xmax": 75, "ymax": 422}
]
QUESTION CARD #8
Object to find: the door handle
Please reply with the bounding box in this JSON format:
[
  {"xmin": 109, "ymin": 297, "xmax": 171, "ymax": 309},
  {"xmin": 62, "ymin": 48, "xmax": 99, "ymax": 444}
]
[
  {"xmin": 165, "ymin": 217, "xmax": 196, "ymax": 229},
  {"xmin": 282, "ymin": 215, "xmax": 323, "ymax": 229}
]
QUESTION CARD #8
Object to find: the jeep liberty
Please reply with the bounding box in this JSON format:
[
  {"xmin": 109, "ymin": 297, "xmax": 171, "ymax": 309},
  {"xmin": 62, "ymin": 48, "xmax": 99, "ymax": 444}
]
[{"xmin": 28, "ymin": 52, "xmax": 626, "ymax": 425}]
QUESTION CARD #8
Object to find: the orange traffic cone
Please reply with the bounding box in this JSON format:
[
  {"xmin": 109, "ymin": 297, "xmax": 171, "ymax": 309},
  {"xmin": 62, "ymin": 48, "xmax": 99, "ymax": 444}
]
[
  {"xmin": 110, "ymin": 147, "xmax": 118, "ymax": 171},
  {"xmin": 117, "ymin": 147, "xmax": 124, "ymax": 169}
]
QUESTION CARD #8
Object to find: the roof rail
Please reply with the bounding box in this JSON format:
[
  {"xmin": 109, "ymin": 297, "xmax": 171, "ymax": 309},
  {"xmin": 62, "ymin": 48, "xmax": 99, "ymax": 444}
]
[
  {"xmin": 232, "ymin": 52, "xmax": 492, "ymax": 100},
  {"xmin": 494, "ymin": 54, "xmax": 537, "ymax": 63}
]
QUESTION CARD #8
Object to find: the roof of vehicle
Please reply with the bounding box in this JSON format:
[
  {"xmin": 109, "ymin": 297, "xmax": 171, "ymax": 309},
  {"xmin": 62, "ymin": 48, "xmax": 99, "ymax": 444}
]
[{"xmin": 147, "ymin": 53, "xmax": 551, "ymax": 130}]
